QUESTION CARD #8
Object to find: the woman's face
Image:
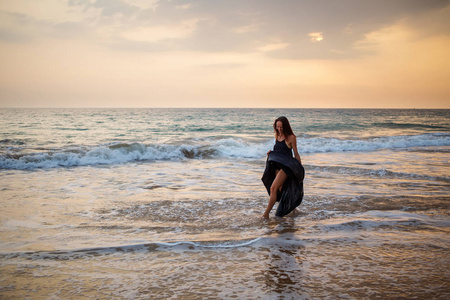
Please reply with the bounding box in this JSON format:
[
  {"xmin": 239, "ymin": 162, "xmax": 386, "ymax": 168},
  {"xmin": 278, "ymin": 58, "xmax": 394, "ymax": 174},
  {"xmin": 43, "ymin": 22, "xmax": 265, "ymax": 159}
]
[{"xmin": 276, "ymin": 121, "xmax": 284, "ymax": 134}]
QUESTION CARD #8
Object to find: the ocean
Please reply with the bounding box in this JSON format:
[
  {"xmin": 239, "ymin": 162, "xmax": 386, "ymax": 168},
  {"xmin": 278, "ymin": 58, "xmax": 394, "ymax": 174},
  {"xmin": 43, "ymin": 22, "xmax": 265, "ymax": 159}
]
[{"xmin": 0, "ymin": 108, "xmax": 449, "ymax": 299}]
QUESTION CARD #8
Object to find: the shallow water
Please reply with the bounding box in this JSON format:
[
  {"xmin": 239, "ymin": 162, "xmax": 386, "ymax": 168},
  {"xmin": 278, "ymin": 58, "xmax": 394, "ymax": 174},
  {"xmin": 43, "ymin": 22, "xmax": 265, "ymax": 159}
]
[{"xmin": 1, "ymin": 108, "xmax": 449, "ymax": 299}]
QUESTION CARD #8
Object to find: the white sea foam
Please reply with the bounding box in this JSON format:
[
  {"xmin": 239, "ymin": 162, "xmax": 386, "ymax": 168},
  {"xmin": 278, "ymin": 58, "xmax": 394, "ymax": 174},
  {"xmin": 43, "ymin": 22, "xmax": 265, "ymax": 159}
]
[
  {"xmin": 156, "ymin": 237, "xmax": 264, "ymax": 249},
  {"xmin": 0, "ymin": 133, "xmax": 448, "ymax": 169},
  {"xmin": 301, "ymin": 133, "xmax": 449, "ymax": 153},
  {"xmin": 316, "ymin": 210, "xmax": 450, "ymax": 233}
]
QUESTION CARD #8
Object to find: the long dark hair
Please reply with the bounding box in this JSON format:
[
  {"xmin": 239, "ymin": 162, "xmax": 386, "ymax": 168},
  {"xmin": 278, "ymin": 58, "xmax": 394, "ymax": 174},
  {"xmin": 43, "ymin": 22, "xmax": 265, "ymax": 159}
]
[{"xmin": 273, "ymin": 116, "xmax": 294, "ymax": 137}]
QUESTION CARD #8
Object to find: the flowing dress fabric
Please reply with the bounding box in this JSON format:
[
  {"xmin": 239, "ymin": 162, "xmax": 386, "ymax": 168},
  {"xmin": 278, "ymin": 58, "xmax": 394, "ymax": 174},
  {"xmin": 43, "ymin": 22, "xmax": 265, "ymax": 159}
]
[{"xmin": 261, "ymin": 140, "xmax": 305, "ymax": 217}]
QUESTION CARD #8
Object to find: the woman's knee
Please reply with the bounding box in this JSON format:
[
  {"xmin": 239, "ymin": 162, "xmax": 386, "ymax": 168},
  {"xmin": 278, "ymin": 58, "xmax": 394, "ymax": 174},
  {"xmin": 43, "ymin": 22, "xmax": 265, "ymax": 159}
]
[{"xmin": 270, "ymin": 184, "xmax": 280, "ymax": 195}]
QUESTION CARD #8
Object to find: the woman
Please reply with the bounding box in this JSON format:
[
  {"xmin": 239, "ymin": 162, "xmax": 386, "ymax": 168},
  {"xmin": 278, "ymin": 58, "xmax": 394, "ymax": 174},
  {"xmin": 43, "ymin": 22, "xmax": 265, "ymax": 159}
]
[{"xmin": 261, "ymin": 116, "xmax": 305, "ymax": 219}]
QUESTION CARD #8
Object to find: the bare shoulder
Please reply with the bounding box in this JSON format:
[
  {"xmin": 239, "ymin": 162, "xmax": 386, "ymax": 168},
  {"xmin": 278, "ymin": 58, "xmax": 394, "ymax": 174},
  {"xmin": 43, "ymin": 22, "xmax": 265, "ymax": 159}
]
[
  {"xmin": 287, "ymin": 134, "xmax": 297, "ymax": 143},
  {"xmin": 286, "ymin": 134, "xmax": 297, "ymax": 148}
]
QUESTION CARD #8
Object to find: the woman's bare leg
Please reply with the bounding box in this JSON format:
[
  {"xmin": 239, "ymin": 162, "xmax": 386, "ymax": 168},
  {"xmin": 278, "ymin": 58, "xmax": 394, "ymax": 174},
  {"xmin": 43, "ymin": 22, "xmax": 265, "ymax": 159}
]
[
  {"xmin": 273, "ymin": 169, "xmax": 283, "ymax": 192},
  {"xmin": 262, "ymin": 169, "xmax": 287, "ymax": 219}
]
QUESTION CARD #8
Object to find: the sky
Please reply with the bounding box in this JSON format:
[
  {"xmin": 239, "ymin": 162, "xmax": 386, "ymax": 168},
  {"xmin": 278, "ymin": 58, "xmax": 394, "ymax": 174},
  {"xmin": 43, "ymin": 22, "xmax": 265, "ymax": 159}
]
[{"xmin": 0, "ymin": 0, "xmax": 449, "ymax": 108}]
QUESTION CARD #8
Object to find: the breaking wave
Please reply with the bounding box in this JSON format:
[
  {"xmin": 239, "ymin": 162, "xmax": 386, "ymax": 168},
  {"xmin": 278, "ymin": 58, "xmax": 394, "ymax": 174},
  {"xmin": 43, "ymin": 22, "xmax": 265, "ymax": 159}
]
[{"xmin": 1, "ymin": 133, "xmax": 448, "ymax": 170}]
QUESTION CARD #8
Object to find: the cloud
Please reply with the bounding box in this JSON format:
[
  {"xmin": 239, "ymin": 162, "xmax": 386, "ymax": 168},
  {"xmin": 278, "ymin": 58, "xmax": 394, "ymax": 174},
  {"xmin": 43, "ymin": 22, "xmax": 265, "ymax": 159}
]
[
  {"xmin": 308, "ymin": 32, "xmax": 324, "ymax": 43},
  {"xmin": 131, "ymin": 0, "xmax": 450, "ymax": 59},
  {"xmin": 121, "ymin": 19, "xmax": 199, "ymax": 43},
  {"xmin": 233, "ymin": 23, "xmax": 260, "ymax": 34},
  {"xmin": 258, "ymin": 42, "xmax": 289, "ymax": 52},
  {"xmin": 176, "ymin": 3, "xmax": 193, "ymax": 10},
  {"xmin": 1, "ymin": 0, "xmax": 450, "ymax": 108},
  {"xmin": 2, "ymin": 0, "xmax": 449, "ymax": 60},
  {"xmin": 123, "ymin": 0, "xmax": 158, "ymax": 11}
]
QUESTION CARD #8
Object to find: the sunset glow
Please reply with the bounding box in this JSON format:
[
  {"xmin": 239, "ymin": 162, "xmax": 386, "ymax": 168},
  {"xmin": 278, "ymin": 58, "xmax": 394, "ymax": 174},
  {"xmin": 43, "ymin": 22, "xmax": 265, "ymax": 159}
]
[{"xmin": 0, "ymin": 0, "xmax": 449, "ymax": 108}]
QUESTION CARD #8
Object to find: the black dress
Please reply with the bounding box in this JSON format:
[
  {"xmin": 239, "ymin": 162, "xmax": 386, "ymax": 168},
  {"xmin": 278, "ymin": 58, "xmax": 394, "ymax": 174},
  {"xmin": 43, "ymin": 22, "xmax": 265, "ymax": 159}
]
[{"xmin": 261, "ymin": 139, "xmax": 305, "ymax": 217}]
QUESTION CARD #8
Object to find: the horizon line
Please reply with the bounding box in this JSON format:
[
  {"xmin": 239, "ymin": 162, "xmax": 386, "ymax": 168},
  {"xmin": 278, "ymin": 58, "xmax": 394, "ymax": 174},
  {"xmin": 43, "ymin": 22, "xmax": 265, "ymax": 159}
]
[{"xmin": 1, "ymin": 107, "xmax": 449, "ymax": 110}]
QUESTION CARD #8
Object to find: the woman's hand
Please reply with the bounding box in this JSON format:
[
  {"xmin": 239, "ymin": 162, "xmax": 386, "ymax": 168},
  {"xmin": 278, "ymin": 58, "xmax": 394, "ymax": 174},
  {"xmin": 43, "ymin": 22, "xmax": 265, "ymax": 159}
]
[{"xmin": 267, "ymin": 150, "xmax": 271, "ymax": 156}]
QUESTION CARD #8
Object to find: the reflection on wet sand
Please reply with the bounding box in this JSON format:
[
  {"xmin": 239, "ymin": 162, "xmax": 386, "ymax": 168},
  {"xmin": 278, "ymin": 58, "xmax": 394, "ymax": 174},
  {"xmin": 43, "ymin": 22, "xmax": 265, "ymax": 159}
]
[{"xmin": 261, "ymin": 217, "xmax": 307, "ymax": 298}]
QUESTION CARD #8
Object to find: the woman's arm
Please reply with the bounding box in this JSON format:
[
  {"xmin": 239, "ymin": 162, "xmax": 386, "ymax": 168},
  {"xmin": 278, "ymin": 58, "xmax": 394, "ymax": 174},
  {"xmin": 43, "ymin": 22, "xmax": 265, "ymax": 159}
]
[{"xmin": 289, "ymin": 135, "xmax": 302, "ymax": 164}]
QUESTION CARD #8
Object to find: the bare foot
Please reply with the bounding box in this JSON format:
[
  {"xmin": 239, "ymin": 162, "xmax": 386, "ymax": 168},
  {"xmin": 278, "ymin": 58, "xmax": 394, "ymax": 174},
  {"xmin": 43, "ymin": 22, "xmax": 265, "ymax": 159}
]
[{"xmin": 262, "ymin": 214, "xmax": 270, "ymax": 220}]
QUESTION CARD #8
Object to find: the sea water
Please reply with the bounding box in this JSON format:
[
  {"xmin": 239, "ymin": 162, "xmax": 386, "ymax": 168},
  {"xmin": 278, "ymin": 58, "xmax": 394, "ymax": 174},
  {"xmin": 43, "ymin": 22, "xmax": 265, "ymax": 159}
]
[{"xmin": 0, "ymin": 108, "xmax": 449, "ymax": 299}]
